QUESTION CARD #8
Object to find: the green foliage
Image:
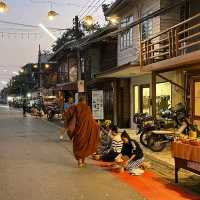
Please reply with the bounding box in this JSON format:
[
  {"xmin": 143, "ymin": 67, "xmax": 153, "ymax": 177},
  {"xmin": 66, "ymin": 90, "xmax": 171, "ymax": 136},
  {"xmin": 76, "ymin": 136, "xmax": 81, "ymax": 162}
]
[
  {"xmin": 7, "ymin": 70, "xmax": 35, "ymax": 96},
  {"xmin": 52, "ymin": 28, "xmax": 84, "ymax": 52},
  {"xmin": 82, "ymin": 22, "xmax": 101, "ymax": 33},
  {"xmin": 158, "ymin": 96, "xmax": 170, "ymax": 112}
]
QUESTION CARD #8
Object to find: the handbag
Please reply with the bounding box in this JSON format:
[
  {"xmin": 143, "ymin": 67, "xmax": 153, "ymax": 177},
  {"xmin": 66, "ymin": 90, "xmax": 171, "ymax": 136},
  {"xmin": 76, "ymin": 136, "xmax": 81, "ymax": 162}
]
[{"xmin": 66, "ymin": 107, "xmax": 77, "ymax": 140}]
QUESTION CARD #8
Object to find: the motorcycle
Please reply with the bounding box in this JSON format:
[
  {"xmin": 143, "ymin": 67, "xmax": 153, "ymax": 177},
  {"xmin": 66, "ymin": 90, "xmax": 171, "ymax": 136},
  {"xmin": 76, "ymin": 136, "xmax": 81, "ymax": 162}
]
[
  {"xmin": 147, "ymin": 103, "xmax": 189, "ymax": 152},
  {"xmin": 47, "ymin": 104, "xmax": 61, "ymax": 121},
  {"xmin": 133, "ymin": 113, "xmax": 157, "ymax": 147}
]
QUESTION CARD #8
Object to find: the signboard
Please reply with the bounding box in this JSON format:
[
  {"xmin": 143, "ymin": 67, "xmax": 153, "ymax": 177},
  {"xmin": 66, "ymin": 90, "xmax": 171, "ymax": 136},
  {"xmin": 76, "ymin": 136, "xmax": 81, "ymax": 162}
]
[
  {"xmin": 75, "ymin": 93, "xmax": 79, "ymax": 104},
  {"xmin": 78, "ymin": 80, "xmax": 85, "ymax": 93},
  {"xmin": 92, "ymin": 90, "xmax": 104, "ymax": 120}
]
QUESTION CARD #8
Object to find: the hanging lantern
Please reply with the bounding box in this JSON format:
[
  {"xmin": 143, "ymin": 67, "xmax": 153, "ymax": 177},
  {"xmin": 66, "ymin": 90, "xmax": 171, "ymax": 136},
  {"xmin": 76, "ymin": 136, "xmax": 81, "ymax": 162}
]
[
  {"xmin": 48, "ymin": 10, "xmax": 59, "ymax": 21},
  {"xmin": 45, "ymin": 64, "xmax": 50, "ymax": 69},
  {"xmin": 0, "ymin": 1, "xmax": 8, "ymax": 13},
  {"xmin": 84, "ymin": 16, "xmax": 94, "ymax": 26},
  {"xmin": 107, "ymin": 15, "xmax": 120, "ymax": 25}
]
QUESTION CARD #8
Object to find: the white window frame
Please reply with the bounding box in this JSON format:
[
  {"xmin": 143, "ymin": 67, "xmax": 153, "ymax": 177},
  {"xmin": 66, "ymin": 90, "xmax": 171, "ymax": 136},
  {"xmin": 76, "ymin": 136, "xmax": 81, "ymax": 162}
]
[
  {"xmin": 141, "ymin": 16, "xmax": 153, "ymax": 40},
  {"xmin": 120, "ymin": 16, "xmax": 134, "ymax": 51}
]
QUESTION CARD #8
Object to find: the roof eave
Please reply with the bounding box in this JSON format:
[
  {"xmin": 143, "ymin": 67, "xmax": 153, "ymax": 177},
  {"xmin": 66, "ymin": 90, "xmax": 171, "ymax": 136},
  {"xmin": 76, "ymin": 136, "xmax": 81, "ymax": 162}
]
[{"xmin": 104, "ymin": 0, "xmax": 126, "ymax": 16}]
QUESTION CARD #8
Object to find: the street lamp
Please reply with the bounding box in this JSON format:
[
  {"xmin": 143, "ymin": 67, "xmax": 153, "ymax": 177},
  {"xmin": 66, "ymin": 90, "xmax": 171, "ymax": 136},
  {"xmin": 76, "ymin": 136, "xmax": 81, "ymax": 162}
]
[
  {"xmin": 27, "ymin": 93, "xmax": 31, "ymax": 98},
  {"xmin": 0, "ymin": 1, "xmax": 8, "ymax": 13},
  {"xmin": 45, "ymin": 64, "xmax": 50, "ymax": 69},
  {"xmin": 20, "ymin": 69, "xmax": 24, "ymax": 73},
  {"xmin": 48, "ymin": 1, "xmax": 58, "ymax": 21},
  {"xmin": 107, "ymin": 15, "xmax": 120, "ymax": 25},
  {"xmin": 84, "ymin": 16, "xmax": 94, "ymax": 26},
  {"xmin": 48, "ymin": 10, "xmax": 59, "ymax": 21}
]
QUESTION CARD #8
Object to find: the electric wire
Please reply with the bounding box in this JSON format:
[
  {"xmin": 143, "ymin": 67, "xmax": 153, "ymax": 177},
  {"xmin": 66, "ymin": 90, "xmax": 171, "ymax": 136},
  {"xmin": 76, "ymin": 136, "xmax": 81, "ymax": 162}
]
[
  {"xmin": 78, "ymin": 0, "xmax": 94, "ymax": 16},
  {"xmin": 88, "ymin": 0, "xmax": 107, "ymax": 16},
  {"xmin": 79, "ymin": 0, "xmax": 102, "ymax": 19}
]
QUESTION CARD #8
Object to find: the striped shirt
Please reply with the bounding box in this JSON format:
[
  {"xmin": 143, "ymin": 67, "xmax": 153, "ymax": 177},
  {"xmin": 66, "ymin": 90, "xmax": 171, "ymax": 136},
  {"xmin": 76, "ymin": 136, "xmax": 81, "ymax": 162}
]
[{"xmin": 111, "ymin": 134, "xmax": 123, "ymax": 153}]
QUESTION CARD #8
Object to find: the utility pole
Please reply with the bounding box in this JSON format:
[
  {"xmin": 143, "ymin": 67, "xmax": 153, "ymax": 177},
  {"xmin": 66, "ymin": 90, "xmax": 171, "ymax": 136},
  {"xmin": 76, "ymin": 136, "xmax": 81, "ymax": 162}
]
[
  {"xmin": 38, "ymin": 44, "xmax": 42, "ymax": 96},
  {"xmin": 73, "ymin": 16, "xmax": 82, "ymax": 81}
]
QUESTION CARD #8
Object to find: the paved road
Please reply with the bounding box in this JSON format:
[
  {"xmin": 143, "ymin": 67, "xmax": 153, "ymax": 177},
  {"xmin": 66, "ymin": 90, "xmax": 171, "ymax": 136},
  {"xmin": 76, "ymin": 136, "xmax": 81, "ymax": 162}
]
[{"xmin": 0, "ymin": 105, "xmax": 144, "ymax": 200}]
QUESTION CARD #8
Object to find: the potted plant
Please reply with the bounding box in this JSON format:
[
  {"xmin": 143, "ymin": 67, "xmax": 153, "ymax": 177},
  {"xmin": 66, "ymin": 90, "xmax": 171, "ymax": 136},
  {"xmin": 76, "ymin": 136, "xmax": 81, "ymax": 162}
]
[{"xmin": 189, "ymin": 124, "xmax": 198, "ymax": 138}]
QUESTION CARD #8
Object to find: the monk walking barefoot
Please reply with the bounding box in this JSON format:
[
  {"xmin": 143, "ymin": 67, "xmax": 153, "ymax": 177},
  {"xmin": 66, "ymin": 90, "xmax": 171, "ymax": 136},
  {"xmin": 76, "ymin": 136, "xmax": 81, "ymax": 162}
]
[{"xmin": 64, "ymin": 95, "xmax": 100, "ymax": 167}]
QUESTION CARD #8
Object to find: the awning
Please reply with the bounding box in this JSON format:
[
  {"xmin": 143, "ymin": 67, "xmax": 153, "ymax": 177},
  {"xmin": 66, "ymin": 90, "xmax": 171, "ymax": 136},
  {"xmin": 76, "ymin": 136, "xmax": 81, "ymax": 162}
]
[
  {"xmin": 56, "ymin": 82, "xmax": 77, "ymax": 91},
  {"xmin": 95, "ymin": 63, "xmax": 150, "ymax": 78}
]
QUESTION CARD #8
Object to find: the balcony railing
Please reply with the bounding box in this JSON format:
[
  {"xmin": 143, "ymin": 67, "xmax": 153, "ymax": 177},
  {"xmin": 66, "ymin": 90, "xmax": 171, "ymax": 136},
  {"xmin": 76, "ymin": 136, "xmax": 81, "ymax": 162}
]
[{"xmin": 141, "ymin": 13, "xmax": 200, "ymax": 66}]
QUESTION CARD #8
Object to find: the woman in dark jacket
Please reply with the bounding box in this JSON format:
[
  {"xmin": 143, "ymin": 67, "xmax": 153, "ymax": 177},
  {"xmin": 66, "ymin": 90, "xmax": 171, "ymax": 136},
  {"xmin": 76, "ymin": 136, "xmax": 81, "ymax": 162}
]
[{"xmin": 120, "ymin": 131, "xmax": 144, "ymax": 172}]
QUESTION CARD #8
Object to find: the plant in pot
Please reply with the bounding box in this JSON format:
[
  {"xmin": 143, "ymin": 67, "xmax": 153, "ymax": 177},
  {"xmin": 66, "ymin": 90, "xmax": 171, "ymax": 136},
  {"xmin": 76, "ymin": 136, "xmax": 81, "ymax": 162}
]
[{"xmin": 189, "ymin": 124, "xmax": 198, "ymax": 138}]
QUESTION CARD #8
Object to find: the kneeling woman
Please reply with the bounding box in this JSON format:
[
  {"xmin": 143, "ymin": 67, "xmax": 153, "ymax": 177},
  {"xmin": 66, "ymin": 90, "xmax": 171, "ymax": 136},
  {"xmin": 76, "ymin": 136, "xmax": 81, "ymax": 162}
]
[{"xmin": 120, "ymin": 131, "xmax": 144, "ymax": 172}]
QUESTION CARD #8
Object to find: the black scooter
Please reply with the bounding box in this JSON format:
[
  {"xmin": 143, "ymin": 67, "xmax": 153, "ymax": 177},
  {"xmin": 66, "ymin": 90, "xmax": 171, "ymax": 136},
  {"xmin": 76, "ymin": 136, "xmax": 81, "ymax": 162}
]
[
  {"xmin": 47, "ymin": 104, "xmax": 61, "ymax": 121},
  {"xmin": 147, "ymin": 104, "xmax": 189, "ymax": 152}
]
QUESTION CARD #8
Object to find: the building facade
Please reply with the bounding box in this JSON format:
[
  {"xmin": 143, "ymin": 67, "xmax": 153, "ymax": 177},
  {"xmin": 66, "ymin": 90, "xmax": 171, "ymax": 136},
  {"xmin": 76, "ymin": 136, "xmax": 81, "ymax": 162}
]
[{"xmin": 103, "ymin": 0, "xmax": 200, "ymax": 128}]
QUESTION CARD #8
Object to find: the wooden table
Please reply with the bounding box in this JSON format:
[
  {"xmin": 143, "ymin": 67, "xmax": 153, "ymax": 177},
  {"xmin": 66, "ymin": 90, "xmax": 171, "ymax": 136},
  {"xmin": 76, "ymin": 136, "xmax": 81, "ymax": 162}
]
[
  {"xmin": 175, "ymin": 157, "xmax": 200, "ymax": 183},
  {"xmin": 172, "ymin": 142, "xmax": 200, "ymax": 183}
]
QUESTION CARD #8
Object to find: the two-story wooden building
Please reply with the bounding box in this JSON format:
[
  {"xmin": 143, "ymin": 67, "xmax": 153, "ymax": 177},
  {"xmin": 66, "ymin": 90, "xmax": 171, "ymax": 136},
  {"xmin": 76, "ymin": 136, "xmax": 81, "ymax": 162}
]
[
  {"xmin": 48, "ymin": 40, "xmax": 79, "ymax": 109},
  {"xmin": 102, "ymin": 0, "xmax": 200, "ymax": 128}
]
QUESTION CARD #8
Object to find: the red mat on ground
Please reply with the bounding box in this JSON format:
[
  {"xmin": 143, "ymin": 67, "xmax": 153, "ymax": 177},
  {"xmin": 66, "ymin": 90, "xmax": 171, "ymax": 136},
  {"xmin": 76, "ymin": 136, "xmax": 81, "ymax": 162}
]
[{"xmin": 93, "ymin": 160, "xmax": 200, "ymax": 200}]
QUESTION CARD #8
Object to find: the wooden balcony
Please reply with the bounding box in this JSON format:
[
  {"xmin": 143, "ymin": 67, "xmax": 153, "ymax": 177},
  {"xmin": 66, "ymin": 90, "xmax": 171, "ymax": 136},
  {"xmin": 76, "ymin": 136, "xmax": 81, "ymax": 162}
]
[{"xmin": 141, "ymin": 13, "xmax": 200, "ymax": 67}]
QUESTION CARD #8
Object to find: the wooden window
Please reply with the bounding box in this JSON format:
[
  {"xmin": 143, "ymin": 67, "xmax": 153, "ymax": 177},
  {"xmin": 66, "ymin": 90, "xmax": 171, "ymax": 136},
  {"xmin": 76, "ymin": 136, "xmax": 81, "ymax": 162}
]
[
  {"xmin": 120, "ymin": 16, "xmax": 134, "ymax": 50},
  {"xmin": 142, "ymin": 18, "xmax": 153, "ymax": 40}
]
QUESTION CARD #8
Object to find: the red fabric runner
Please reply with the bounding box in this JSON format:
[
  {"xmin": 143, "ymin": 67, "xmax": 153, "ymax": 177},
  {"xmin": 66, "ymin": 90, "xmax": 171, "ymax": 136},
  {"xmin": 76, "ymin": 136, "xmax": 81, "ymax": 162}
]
[{"xmin": 93, "ymin": 160, "xmax": 200, "ymax": 200}]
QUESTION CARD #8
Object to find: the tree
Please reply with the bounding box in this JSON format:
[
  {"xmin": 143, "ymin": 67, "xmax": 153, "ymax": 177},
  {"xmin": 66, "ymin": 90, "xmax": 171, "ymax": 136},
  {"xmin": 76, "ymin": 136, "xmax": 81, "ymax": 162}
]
[
  {"xmin": 52, "ymin": 28, "xmax": 84, "ymax": 52},
  {"xmin": 82, "ymin": 22, "xmax": 101, "ymax": 34}
]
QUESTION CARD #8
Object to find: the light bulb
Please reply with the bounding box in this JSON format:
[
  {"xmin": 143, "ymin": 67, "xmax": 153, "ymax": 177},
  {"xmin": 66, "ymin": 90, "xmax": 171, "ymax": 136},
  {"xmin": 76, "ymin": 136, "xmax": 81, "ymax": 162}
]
[{"xmin": 0, "ymin": 1, "xmax": 8, "ymax": 13}]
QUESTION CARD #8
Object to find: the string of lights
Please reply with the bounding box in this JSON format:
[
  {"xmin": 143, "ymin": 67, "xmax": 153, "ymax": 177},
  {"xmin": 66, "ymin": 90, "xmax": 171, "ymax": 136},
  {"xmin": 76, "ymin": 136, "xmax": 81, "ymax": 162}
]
[
  {"xmin": 0, "ymin": 19, "xmax": 67, "ymax": 31},
  {"xmin": 0, "ymin": 32, "xmax": 43, "ymax": 40}
]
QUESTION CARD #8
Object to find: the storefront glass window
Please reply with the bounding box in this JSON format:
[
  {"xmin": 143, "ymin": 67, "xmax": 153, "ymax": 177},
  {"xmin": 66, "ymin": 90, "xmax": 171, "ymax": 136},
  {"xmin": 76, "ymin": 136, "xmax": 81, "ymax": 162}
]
[
  {"xmin": 142, "ymin": 87, "xmax": 150, "ymax": 114},
  {"xmin": 156, "ymin": 82, "xmax": 171, "ymax": 113},
  {"xmin": 134, "ymin": 86, "xmax": 139, "ymax": 113},
  {"xmin": 195, "ymin": 81, "xmax": 200, "ymax": 117}
]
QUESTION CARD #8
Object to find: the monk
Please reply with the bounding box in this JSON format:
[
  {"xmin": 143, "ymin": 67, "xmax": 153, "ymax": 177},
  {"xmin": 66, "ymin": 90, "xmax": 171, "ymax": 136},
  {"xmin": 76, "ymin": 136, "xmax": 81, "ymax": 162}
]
[{"xmin": 64, "ymin": 96, "xmax": 100, "ymax": 167}]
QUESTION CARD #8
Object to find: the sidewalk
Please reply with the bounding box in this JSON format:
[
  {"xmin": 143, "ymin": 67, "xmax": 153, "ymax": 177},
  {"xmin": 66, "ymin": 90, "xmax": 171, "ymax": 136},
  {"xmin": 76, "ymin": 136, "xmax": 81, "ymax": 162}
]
[
  {"xmin": 48, "ymin": 118, "xmax": 200, "ymax": 196},
  {"xmin": 121, "ymin": 129, "xmax": 200, "ymax": 195}
]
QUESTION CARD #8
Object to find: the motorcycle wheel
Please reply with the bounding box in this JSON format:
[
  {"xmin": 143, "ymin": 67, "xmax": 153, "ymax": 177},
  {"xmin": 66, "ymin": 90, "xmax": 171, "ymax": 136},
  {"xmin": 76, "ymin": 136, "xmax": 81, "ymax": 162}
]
[
  {"xmin": 140, "ymin": 132, "xmax": 150, "ymax": 147},
  {"xmin": 47, "ymin": 111, "xmax": 53, "ymax": 121},
  {"xmin": 147, "ymin": 134, "xmax": 167, "ymax": 152}
]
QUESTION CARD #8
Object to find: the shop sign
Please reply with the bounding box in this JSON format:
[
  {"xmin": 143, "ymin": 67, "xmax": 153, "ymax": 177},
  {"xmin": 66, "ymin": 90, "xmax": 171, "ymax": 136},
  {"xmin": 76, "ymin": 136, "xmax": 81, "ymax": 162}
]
[
  {"xmin": 75, "ymin": 93, "xmax": 79, "ymax": 104},
  {"xmin": 92, "ymin": 90, "xmax": 104, "ymax": 120},
  {"xmin": 78, "ymin": 80, "xmax": 85, "ymax": 93}
]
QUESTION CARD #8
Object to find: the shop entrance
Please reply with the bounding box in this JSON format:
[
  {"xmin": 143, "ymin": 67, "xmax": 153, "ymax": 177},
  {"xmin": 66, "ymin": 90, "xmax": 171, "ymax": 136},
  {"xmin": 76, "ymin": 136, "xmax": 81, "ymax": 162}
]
[
  {"xmin": 133, "ymin": 82, "xmax": 172, "ymax": 115},
  {"xmin": 193, "ymin": 79, "xmax": 200, "ymax": 127},
  {"xmin": 141, "ymin": 86, "xmax": 150, "ymax": 114}
]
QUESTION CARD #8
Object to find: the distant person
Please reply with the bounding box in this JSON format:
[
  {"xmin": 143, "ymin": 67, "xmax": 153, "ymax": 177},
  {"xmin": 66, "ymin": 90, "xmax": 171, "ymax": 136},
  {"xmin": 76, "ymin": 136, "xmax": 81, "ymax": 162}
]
[
  {"xmin": 64, "ymin": 96, "xmax": 99, "ymax": 168},
  {"xmin": 60, "ymin": 97, "xmax": 74, "ymax": 141},
  {"xmin": 64, "ymin": 96, "xmax": 74, "ymax": 111},
  {"xmin": 22, "ymin": 99, "xmax": 27, "ymax": 117}
]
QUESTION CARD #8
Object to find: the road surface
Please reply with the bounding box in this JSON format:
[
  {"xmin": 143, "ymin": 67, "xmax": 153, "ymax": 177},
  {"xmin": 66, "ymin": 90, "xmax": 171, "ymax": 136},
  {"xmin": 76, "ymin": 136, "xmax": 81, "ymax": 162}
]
[{"xmin": 0, "ymin": 105, "xmax": 144, "ymax": 200}]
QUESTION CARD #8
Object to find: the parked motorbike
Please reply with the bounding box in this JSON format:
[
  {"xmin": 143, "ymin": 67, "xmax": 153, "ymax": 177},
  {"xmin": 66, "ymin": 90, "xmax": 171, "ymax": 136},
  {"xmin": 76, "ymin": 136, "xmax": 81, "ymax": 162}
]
[
  {"xmin": 47, "ymin": 104, "xmax": 61, "ymax": 121},
  {"xmin": 147, "ymin": 103, "xmax": 189, "ymax": 152},
  {"xmin": 133, "ymin": 113, "xmax": 158, "ymax": 147}
]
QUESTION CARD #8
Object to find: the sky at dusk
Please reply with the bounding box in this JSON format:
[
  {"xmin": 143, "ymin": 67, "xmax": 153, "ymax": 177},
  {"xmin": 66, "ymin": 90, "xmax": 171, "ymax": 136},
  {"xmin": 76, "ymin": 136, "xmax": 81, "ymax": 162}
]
[{"xmin": 0, "ymin": 0, "xmax": 112, "ymax": 90}]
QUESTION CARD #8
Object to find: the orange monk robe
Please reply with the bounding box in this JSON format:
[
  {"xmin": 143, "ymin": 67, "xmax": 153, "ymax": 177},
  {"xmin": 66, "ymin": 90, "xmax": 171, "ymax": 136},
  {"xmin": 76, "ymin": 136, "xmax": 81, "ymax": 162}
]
[{"xmin": 64, "ymin": 103, "xmax": 100, "ymax": 160}]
